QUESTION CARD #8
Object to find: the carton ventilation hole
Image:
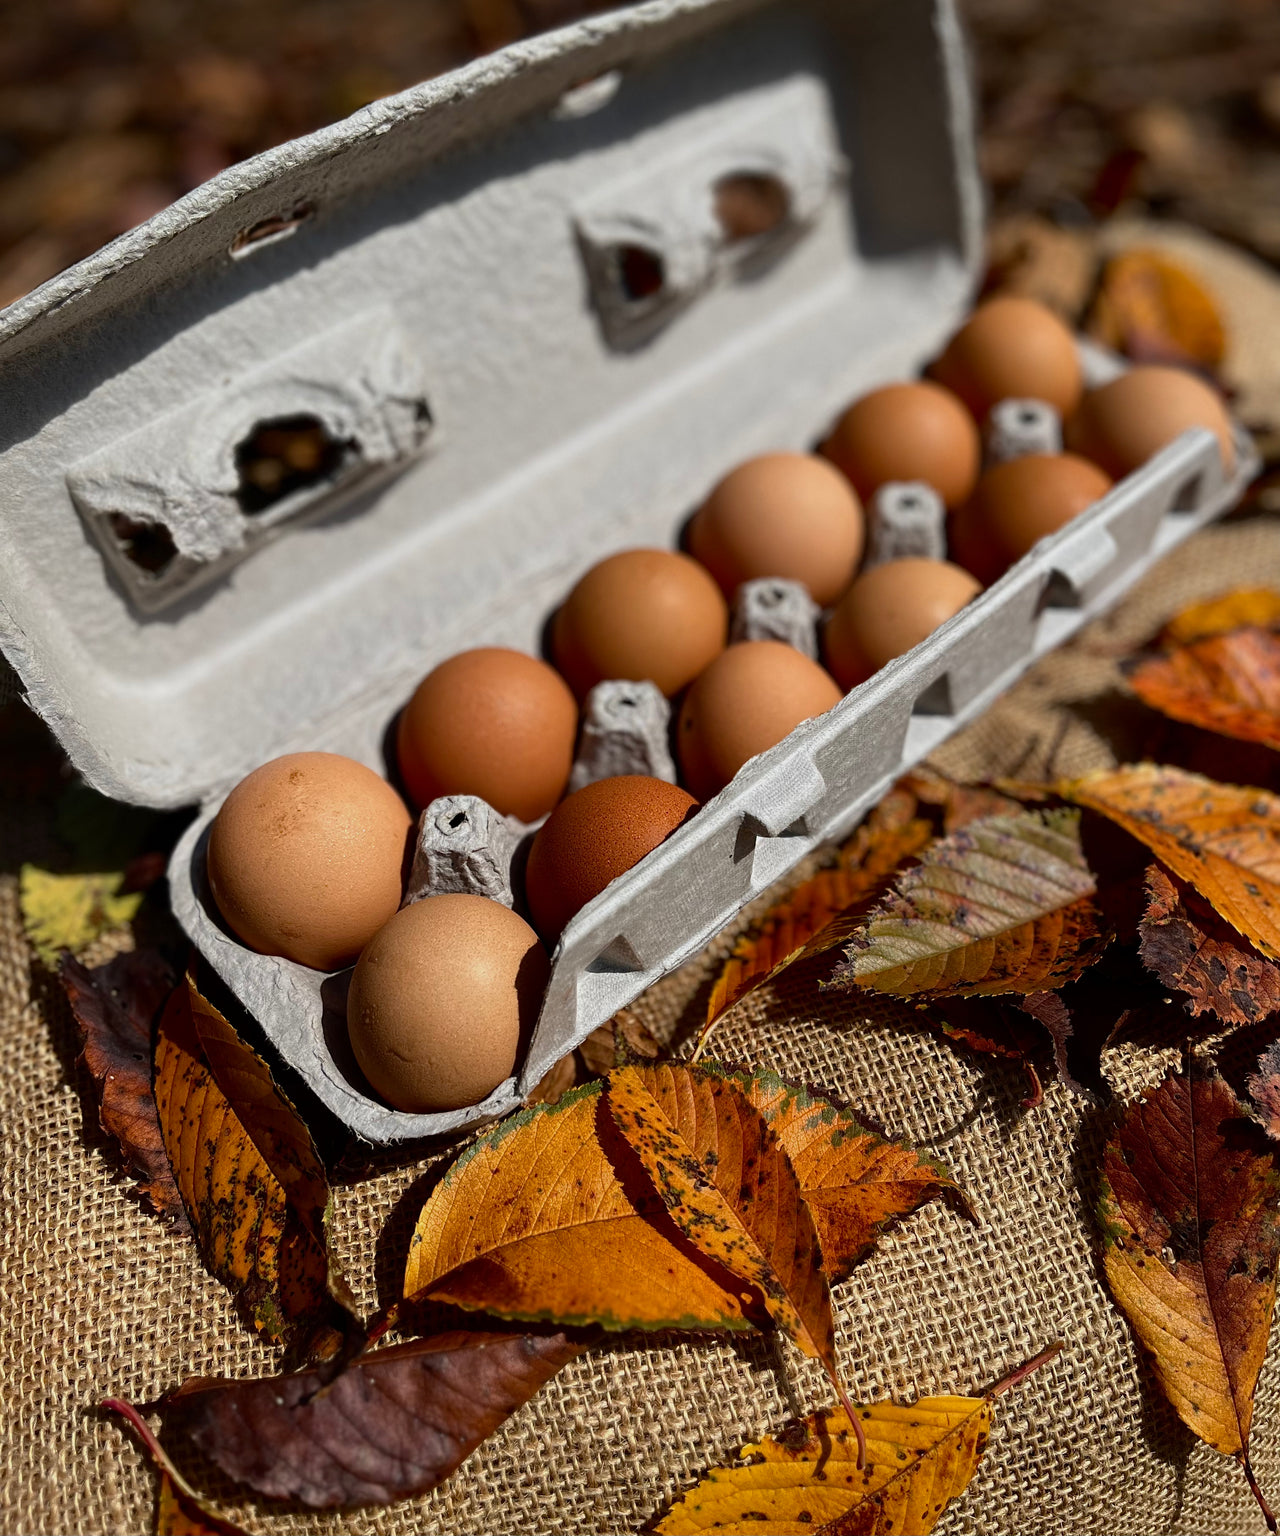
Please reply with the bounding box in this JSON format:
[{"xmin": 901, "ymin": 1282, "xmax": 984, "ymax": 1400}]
[
  {"xmin": 911, "ymin": 673, "xmax": 954, "ymax": 718},
  {"xmin": 229, "ymin": 202, "xmax": 315, "ymax": 258},
  {"xmin": 714, "ymin": 173, "xmax": 791, "ymax": 243},
  {"xmin": 587, "ymin": 934, "xmax": 645, "ymax": 974},
  {"xmin": 107, "ymin": 513, "xmax": 178, "ymax": 576},
  {"xmin": 615, "ymin": 244, "xmax": 666, "ymax": 304},
  {"xmin": 234, "ymin": 414, "xmax": 354, "ymax": 515},
  {"xmin": 1036, "ymin": 569, "xmax": 1081, "ymax": 614},
  {"xmin": 1172, "ymin": 472, "xmax": 1203, "ymax": 514}
]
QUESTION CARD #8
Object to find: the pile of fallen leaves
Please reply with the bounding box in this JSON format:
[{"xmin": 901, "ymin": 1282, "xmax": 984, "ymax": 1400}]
[{"xmin": 57, "ymin": 583, "xmax": 1280, "ymax": 1534}]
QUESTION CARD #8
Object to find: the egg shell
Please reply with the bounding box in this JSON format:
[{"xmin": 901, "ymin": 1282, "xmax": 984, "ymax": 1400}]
[
  {"xmin": 948, "ymin": 452, "xmax": 1114, "ymax": 587},
  {"xmin": 822, "ymin": 381, "xmax": 981, "ymax": 511},
  {"xmin": 346, "ymin": 894, "xmax": 548, "ymax": 1113},
  {"xmin": 823, "ymin": 558, "xmax": 982, "ymax": 690},
  {"xmin": 930, "ymin": 295, "xmax": 1084, "ymax": 423},
  {"xmin": 207, "ymin": 752, "xmax": 412, "ymax": 971},
  {"xmin": 396, "ymin": 647, "xmax": 578, "ymax": 821},
  {"xmin": 1065, "ymin": 364, "xmax": 1236, "ymax": 480},
  {"xmin": 678, "ymin": 639, "xmax": 843, "ymax": 801},
  {"xmin": 687, "ymin": 452, "xmax": 865, "ymax": 606},
  {"xmin": 551, "ymin": 547, "xmax": 729, "ymax": 700},
  {"xmin": 524, "ymin": 774, "xmax": 699, "ymax": 939}
]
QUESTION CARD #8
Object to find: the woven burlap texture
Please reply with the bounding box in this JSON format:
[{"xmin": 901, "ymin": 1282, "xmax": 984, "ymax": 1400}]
[{"xmin": 5, "ymin": 514, "xmax": 1280, "ymax": 1536}]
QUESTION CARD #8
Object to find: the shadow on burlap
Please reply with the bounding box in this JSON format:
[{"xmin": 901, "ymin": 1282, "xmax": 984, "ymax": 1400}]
[{"xmin": 4, "ymin": 515, "xmax": 1280, "ymax": 1536}]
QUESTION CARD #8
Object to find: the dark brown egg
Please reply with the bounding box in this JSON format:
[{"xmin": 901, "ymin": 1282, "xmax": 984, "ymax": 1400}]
[
  {"xmin": 396, "ymin": 647, "xmax": 578, "ymax": 821},
  {"xmin": 551, "ymin": 548, "xmax": 729, "ymax": 700},
  {"xmin": 823, "ymin": 559, "xmax": 982, "ymax": 690},
  {"xmin": 948, "ymin": 453, "xmax": 1113, "ymax": 587},
  {"xmin": 822, "ymin": 381, "xmax": 981, "ymax": 511},
  {"xmin": 677, "ymin": 640, "xmax": 842, "ymax": 801},
  {"xmin": 207, "ymin": 752, "xmax": 412, "ymax": 971},
  {"xmin": 687, "ymin": 452, "xmax": 865, "ymax": 606},
  {"xmin": 1065, "ymin": 364, "xmax": 1236, "ymax": 479},
  {"xmin": 524, "ymin": 775, "xmax": 699, "ymax": 940},
  {"xmin": 346, "ymin": 894, "xmax": 548, "ymax": 1113},
  {"xmin": 930, "ymin": 295, "xmax": 1084, "ymax": 423}
]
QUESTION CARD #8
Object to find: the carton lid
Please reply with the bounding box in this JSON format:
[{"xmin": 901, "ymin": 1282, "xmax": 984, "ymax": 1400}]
[{"xmin": 0, "ymin": 0, "xmax": 980, "ymax": 809}]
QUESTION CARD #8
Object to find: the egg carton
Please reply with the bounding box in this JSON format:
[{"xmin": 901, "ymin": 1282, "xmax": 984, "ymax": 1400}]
[{"xmin": 0, "ymin": 0, "xmax": 1257, "ymax": 1145}]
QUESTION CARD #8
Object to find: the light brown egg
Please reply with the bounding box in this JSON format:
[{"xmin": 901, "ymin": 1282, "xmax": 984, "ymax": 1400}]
[
  {"xmin": 524, "ymin": 775, "xmax": 699, "ymax": 940},
  {"xmin": 930, "ymin": 295, "xmax": 1084, "ymax": 423},
  {"xmin": 1065, "ymin": 364, "xmax": 1236, "ymax": 479},
  {"xmin": 207, "ymin": 752, "xmax": 412, "ymax": 971},
  {"xmin": 687, "ymin": 453, "xmax": 865, "ymax": 606},
  {"xmin": 551, "ymin": 548, "xmax": 729, "ymax": 700},
  {"xmin": 346, "ymin": 894, "xmax": 548, "ymax": 1113},
  {"xmin": 396, "ymin": 647, "xmax": 578, "ymax": 821},
  {"xmin": 948, "ymin": 453, "xmax": 1114, "ymax": 587},
  {"xmin": 823, "ymin": 559, "xmax": 982, "ymax": 690},
  {"xmin": 821, "ymin": 381, "xmax": 981, "ymax": 511},
  {"xmin": 678, "ymin": 640, "xmax": 842, "ymax": 801}
]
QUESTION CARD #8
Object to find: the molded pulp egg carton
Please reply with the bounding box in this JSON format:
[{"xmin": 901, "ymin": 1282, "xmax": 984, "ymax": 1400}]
[{"xmin": 0, "ymin": 0, "xmax": 1257, "ymax": 1146}]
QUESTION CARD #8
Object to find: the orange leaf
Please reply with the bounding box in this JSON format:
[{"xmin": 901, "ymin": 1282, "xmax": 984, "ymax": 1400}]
[
  {"xmin": 404, "ymin": 1082, "xmax": 755, "ymax": 1333},
  {"xmin": 606, "ymin": 1064, "xmax": 850, "ymax": 1427},
  {"xmin": 1087, "ymin": 248, "xmax": 1226, "ymax": 372},
  {"xmin": 1057, "ymin": 765, "xmax": 1280, "ymax": 961},
  {"xmin": 1160, "ymin": 589, "xmax": 1280, "ymax": 647},
  {"xmin": 1127, "ymin": 628, "xmax": 1280, "ymax": 750}
]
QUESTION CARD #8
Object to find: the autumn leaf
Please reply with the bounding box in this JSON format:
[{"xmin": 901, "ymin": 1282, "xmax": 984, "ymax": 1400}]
[
  {"xmin": 735, "ymin": 1067, "xmax": 965, "ymax": 1280},
  {"xmin": 61, "ymin": 949, "xmax": 187, "ymax": 1229},
  {"xmin": 900, "ymin": 767, "xmax": 1026, "ymax": 832},
  {"xmin": 1139, "ymin": 865, "xmax": 1280, "ymax": 1025},
  {"xmin": 1086, "ymin": 248, "xmax": 1226, "ymax": 372},
  {"xmin": 154, "ymin": 976, "xmax": 355, "ymax": 1355},
  {"xmin": 527, "ymin": 1008, "xmax": 662, "ymax": 1104},
  {"xmin": 1161, "ymin": 590, "xmax": 1280, "ymax": 647},
  {"xmin": 19, "ymin": 865, "xmax": 143, "ymax": 965},
  {"xmin": 1097, "ymin": 1066, "xmax": 1280, "ymax": 1528},
  {"xmin": 828, "ymin": 811, "xmax": 1105, "ymax": 1000},
  {"xmin": 164, "ymin": 1329, "xmax": 584, "ymax": 1508},
  {"xmin": 104, "ymin": 1399, "xmax": 247, "ymax": 1535},
  {"xmin": 700, "ymin": 789, "xmax": 933, "ymax": 1041},
  {"xmin": 1057, "ymin": 765, "xmax": 1280, "ymax": 961},
  {"xmin": 404, "ymin": 1082, "xmax": 758, "ymax": 1333},
  {"xmin": 1126, "ymin": 628, "xmax": 1280, "ymax": 751},
  {"xmin": 654, "ymin": 1345, "xmax": 1061, "ymax": 1535},
  {"xmin": 1247, "ymin": 1040, "xmax": 1280, "ymax": 1142}
]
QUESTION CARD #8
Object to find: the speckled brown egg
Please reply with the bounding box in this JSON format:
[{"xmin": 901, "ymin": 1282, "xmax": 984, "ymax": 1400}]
[
  {"xmin": 346, "ymin": 894, "xmax": 548, "ymax": 1113},
  {"xmin": 551, "ymin": 548, "xmax": 728, "ymax": 700},
  {"xmin": 207, "ymin": 752, "xmax": 412, "ymax": 971},
  {"xmin": 678, "ymin": 640, "xmax": 843, "ymax": 801},
  {"xmin": 948, "ymin": 453, "xmax": 1114, "ymax": 587},
  {"xmin": 396, "ymin": 647, "xmax": 578, "ymax": 821},
  {"xmin": 823, "ymin": 559, "xmax": 982, "ymax": 690},
  {"xmin": 687, "ymin": 453, "xmax": 865, "ymax": 605},
  {"xmin": 1065, "ymin": 364, "xmax": 1236, "ymax": 480},
  {"xmin": 821, "ymin": 381, "xmax": 981, "ymax": 511},
  {"xmin": 930, "ymin": 295, "xmax": 1084, "ymax": 423},
  {"xmin": 524, "ymin": 775, "xmax": 699, "ymax": 940}
]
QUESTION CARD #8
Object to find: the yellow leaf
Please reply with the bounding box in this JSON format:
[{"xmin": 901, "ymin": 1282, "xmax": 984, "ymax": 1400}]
[
  {"xmin": 18, "ymin": 865, "xmax": 141, "ymax": 965},
  {"xmin": 1161, "ymin": 589, "xmax": 1280, "ymax": 647},
  {"xmin": 404, "ymin": 1082, "xmax": 754, "ymax": 1332},
  {"xmin": 1057, "ymin": 765, "xmax": 1280, "ymax": 961}
]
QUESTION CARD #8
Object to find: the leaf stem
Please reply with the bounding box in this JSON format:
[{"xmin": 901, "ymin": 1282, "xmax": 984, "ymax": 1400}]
[
  {"xmin": 1241, "ymin": 1450, "xmax": 1278, "ymax": 1534},
  {"xmin": 830, "ymin": 1374, "xmax": 868, "ymax": 1470},
  {"xmin": 102, "ymin": 1397, "xmax": 199, "ymax": 1502},
  {"xmin": 689, "ymin": 1015, "xmax": 719, "ymax": 1064},
  {"xmin": 986, "ymin": 1341, "xmax": 1064, "ymax": 1399}
]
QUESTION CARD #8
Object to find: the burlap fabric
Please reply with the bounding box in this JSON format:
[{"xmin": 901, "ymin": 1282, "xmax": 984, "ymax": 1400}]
[{"xmin": 4, "ymin": 514, "xmax": 1280, "ymax": 1536}]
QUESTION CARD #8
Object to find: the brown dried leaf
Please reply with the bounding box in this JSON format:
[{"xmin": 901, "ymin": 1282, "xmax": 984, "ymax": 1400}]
[
  {"xmin": 1087, "ymin": 248, "xmax": 1226, "ymax": 373},
  {"xmin": 1127, "ymin": 629, "xmax": 1280, "ymax": 751},
  {"xmin": 1247, "ymin": 1040, "xmax": 1280, "ymax": 1142},
  {"xmin": 104, "ymin": 1399, "xmax": 248, "ymax": 1535},
  {"xmin": 1140, "ymin": 865, "xmax": 1280, "ymax": 1025},
  {"xmin": 1098, "ymin": 1067, "xmax": 1280, "ymax": 1524},
  {"xmin": 900, "ymin": 767, "xmax": 1026, "ymax": 832},
  {"xmin": 165, "ymin": 1330, "xmax": 584, "ymax": 1509},
  {"xmin": 1160, "ymin": 590, "xmax": 1280, "ymax": 647},
  {"xmin": 154, "ymin": 976, "xmax": 354, "ymax": 1353},
  {"xmin": 526, "ymin": 1009, "xmax": 661, "ymax": 1105},
  {"xmin": 61, "ymin": 949, "xmax": 186, "ymax": 1229}
]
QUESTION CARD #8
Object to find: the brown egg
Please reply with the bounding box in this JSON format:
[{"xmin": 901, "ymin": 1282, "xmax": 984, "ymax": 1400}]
[
  {"xmin": 524, "ymin": 775, "xmax": 699, "ymax": 939},
  {"xmin": 821, "ymin": 381, "xmax": 981, "ymax": 511},
  {"xmin": 948, "ymin": 453, "xmax": 1114, "ymax": 587},
  {"xmin": 687, "ymin": 453, "xmax": 865, "ymax": 606},
  {"xmin": 930, "ymin": 296, "xmax": 1084, "ymax": 423},
  {"xmin": 396, "ymin": 647, "xmax": 578, "ymax": 821},
  {"xmin": 1065, "ymin": 364, "xmax": 1236, "ymax": 480},
  {"xmin": 823, "ymin": 559, "xmax": 982, "ymax": 690},
  {"xmin": 678, "ymin": 640, "xmax": 842, "ymax": 801},
  {"xmin": 346, "ymin": 894, "xmax": 548, "ymax": 1113},
  {"xmin": 207, "ymin": 752, "xmax": 412, "ymax": 971},
  {"xmin": 552, "ymin": 548, "xmax": 728, "ymax": 700}
]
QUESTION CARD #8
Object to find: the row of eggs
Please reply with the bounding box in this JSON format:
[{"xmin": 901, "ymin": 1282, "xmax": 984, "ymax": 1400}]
[{"xmin": 205, "ymin": 295, "xmax": 1236, "ymax": 1115}]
